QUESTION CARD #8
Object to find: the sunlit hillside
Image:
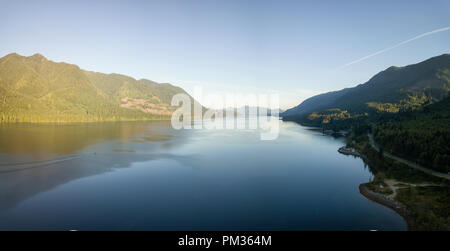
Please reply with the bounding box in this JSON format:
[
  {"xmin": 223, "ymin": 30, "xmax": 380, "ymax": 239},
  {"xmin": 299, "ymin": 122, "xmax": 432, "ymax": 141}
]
[{"xmin": 0, "ymin": 53, "xmax": 197, "ymax": 123}]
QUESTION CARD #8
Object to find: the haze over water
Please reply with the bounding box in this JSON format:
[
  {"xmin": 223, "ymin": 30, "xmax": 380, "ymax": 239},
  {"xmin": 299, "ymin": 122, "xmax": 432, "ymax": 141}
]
[{"xmin": 0, "ymin": 119, "xmax": 406, "ymax": 230}]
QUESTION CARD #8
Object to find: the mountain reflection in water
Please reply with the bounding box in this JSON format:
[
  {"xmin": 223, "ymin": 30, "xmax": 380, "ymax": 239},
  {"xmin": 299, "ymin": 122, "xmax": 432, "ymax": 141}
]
[{"xmin": 0, "ymin": 119, "xmax": 406, "ymax": 230}]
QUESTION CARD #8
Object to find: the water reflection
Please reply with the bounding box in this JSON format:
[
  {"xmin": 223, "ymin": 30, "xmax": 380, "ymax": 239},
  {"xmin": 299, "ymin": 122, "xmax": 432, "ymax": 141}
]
[
  {"xmin": 0, "ymin": 121, "xmax": 174, "ymax": 156},
  {"xmin": 0, "ymin": 121, "xmax": 193, "ymax": 210},
  {"xmin": 0, "ymin": 120, "xmax": 406, "ymax": 230}
]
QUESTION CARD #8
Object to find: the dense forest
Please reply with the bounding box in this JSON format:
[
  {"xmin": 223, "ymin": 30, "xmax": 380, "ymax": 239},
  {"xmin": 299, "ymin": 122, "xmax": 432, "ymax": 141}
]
[
  {"xmin": 287, "ymin": 96, "xmax": 450, "ymax": 172},
  {"xmin": 373, "ymin": 96, "xmax": 450, "ymax": 173}
]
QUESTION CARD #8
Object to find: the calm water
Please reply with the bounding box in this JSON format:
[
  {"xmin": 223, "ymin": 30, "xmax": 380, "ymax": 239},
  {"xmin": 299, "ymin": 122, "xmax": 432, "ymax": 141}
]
[{"xmin": 0, "ymin": 119, "xmax": 406, "ymax": 230}]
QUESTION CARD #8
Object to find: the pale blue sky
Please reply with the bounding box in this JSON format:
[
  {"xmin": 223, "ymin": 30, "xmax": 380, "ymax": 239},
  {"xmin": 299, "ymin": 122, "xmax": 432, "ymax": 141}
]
[{"xmin": 1, "ymin": 0, "xmax": 449, "ymax": 109}]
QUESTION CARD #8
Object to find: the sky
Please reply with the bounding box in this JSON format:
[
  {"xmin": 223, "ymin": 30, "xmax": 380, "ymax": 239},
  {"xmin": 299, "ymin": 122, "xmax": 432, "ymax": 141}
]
[{"xmin": 1, "ymin": 0, "xmax": 449, "ymax": 109}]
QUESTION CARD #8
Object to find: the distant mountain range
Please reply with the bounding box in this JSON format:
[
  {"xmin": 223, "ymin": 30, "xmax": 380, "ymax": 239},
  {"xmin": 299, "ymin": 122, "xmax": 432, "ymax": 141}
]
[
  {"xmin": 221, "ymin": 106, "xmax": 283, "ymax": 116},
  {"xmin": 282, "ymin": 54, "xmax": 450, "ymax": 122},
  {"xmin": 0, "ymin": 53, "xmax": 199, "ymax": 122}
]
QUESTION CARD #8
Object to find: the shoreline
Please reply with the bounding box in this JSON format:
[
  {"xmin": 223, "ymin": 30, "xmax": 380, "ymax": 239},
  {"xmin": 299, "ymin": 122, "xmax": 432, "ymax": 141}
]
[
  {"xmin": 0, "ymin": 118, "xmax": 172, "ymax": 125},
  {"xmin": 359, "ymin": 183, "xmax": 413, "ymax": 230},
  {"xmin": 338, "ymin": 146, "xmax": 413, "ymax": 230},
  {"xmin": 338, "ymin": 146, "xmax": 362, "ymax": 158}
]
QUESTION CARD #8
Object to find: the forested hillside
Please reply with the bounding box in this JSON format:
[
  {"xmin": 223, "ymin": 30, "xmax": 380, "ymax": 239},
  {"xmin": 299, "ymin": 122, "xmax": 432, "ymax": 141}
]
[
  {"xmin": 373, "ymin": 97, "xmax": 450, "ymax": 172},
  {"xmin": 281, "ymin": 54, "xmax": 450, "ymax": 172},
  {"xmin": 282, "ymin": 54, "xmax": 450, "ymax": 124},
  {"xmin": 0, "ymin": 53, "xmax": 198, "ymax": 122}
]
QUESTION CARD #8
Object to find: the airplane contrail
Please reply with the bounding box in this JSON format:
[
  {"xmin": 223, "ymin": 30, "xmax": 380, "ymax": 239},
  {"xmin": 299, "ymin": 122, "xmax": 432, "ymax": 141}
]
[{"xmin": 337, "ymin": 26, "xmax": 450, "ymax": 69}]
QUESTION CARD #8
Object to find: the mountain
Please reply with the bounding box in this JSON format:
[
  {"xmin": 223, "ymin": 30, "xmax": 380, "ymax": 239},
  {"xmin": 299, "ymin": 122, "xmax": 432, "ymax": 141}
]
[
  {"xmin": 282, "ymin": 54, "xmax": 450, "ymax": 121},
  {"xmin": 0, "ymin": 53, "xmax": 199, "ymax": 122},
  {"xmin": 237, "ymin": 106, "xmax": 283, "ymax": 117},
  {"xmin": 281, "ymin": 89, "xmax": 351, "ymax": 117}
]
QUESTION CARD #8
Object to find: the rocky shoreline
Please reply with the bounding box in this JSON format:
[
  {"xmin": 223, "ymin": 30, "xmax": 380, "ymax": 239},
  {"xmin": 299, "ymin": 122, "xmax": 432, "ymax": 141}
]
[
  {"xmin": 338, "ymin": 146, "xmax": 413, "ymax": 230},
  {"xmin": 359, "ymin": 183, "xmax": 413, "ymax": 230},
  {"xmin": 338, "ymin": 146, "xmax": 362, "ymax": 157}
]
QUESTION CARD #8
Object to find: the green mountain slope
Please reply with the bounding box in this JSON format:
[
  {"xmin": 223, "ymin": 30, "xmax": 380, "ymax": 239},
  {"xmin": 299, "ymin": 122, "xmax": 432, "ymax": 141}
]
[
  {"xmin": 282, "ymin": 54, "xmax": 450, "ymax": 122},
  {"xmin": 373, "ymin": 96, "xmax": 450, "ymax": 172},
  {"xmin": 0, "ymin": 53, "xmax": 198, "ymax": 122}
]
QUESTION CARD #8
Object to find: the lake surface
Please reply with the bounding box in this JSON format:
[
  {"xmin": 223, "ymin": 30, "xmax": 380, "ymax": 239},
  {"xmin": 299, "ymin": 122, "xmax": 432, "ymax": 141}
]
[{"xmin": 0, "ymin": 118, "xmax": 406, "ymax": 230}]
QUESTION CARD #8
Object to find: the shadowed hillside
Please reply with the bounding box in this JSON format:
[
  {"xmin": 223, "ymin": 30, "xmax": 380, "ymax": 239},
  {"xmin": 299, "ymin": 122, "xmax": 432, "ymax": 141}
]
[{"xmin": 282, "ymin": 54, "xmax": 450, "ymax": 122}]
